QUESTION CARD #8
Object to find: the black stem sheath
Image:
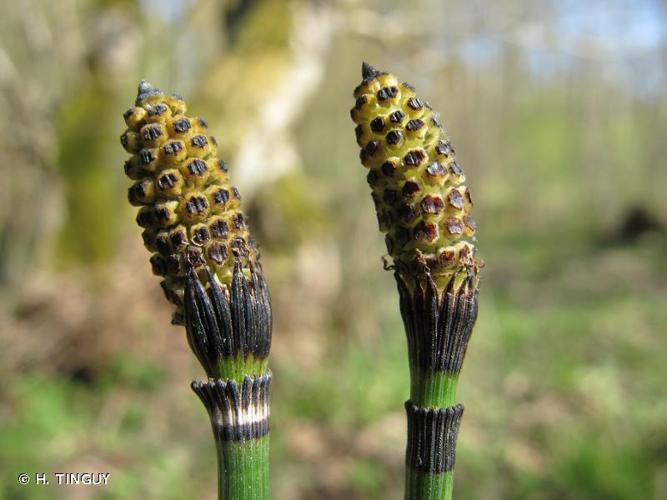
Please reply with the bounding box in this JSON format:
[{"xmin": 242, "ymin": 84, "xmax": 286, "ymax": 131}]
[
  {"xmin": 192, "ymin": 374, "xmax": 272, "ymax": 500},
  {"xmin": 405, "ymin": 402, "xmax": 464, "ymax": 474},
  {"xmin": 396, "ymin": 270, "xmax": 479, "ymax": 500},
  {"xmin": 184, "ymin": 262, "xmax": 272, "ymax": 379}
]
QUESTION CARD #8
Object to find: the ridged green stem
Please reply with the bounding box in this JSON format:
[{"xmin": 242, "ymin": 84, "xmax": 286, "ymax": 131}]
[
  {"xmin": 217, "ymin": 356, "xmax": 269, "ymax": 383},
  {"xmin": 405, "ymin": 471, "xmax": 454, "ymax": 500},
  {"xmin": 410, "ymin": 370, "xmax": 458, "ymax": 408},
  {"xmin": 215, "ymin": 436, "xmax": 270, "ymax": 500}
]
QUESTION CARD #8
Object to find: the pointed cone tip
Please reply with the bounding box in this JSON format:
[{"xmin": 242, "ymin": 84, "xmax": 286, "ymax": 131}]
[
  {"xmin": 361, "ymin": 61, "xmax": 382, "ymax": 80},
  {"xmin": 135, "ymin": 79, "xmax": 163, "ymax": 104},
  {"xmin": 137, "ymin": 79, "xmax": 153, "ymax": 92}
]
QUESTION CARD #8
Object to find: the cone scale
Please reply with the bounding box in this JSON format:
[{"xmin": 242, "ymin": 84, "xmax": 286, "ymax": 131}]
[{"xmin": 351, "ymin": 63, "xmax": 481, "ymax": 500}]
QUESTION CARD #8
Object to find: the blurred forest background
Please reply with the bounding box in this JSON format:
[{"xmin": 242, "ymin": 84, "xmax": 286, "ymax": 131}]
[{"xmin": 1, "ymin": 0, "xmax": 666, "ymax": 499}]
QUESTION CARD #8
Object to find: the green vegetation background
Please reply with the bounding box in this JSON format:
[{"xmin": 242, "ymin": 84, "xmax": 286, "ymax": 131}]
[{"xmin": 1, "ymin": 0, "xmax": 666, "ymax": 499}]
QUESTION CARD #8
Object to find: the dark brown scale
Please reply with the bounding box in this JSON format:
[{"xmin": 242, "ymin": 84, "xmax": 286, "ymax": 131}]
[
  {"xmin": 192, "ymin": 226, "xmax": 211, "ymax": 245},
  {"xmin": 187, "ymin": 159, "xmax": 208, "ymax": 176},
  {"xmin": 377, "ymin": 86, "xmax": 398, "ymax": 101},
  {"xmin": 169, "ymin": 229, "xmax": 188, "ymax": 252},
  {"xmin": 438, "ymin": 249, "xmax": 456, "ymax": 267},
  {"xmin": 381, "ymin": 161, "xmax": 397, "ymax": 177},
  {"xmin": 378, "ymin": 210, "xmax": 393, "ymax": 230},
  {"xmin": 436, "ymin": 141, "xmax": 455, "ymax": 157},
  {"xmin": 355, "ymin": 125, "xmax": 363, "ymax": 140},
  {"xmin": 459, "ymin": 244, "xmax": 473, "ymax": 264},
  {"xmin": 123, "ymin": 108, "xmax": 134, "ymax": 120},
  {"xmin": 389, "ymin": 110, "xmax": 405, "ymax": 123},
  {"xmin": 148, "ymin": 103, "xmax": 168, "ymax": 117},
  {"xmin": 406, "ymin": 119, "xmax": 424, "ymax": 132},
  {"xmin": 136, "ymin": 208, "xmax": 154, "ymax": 227},
  {"xmin": 396, "ymin": 227, "xmax": 411, "ymax": 246},
  {"xmin": 150, "ymin": 254, "xmax": 168, "ymax": 276},
  {"xmin": 355, "ymin": 95, "xmax": 368, "ymax": 110},
  {"xmin": 413, "ymin": 222, "xmax": 438, "ymax": 242},
  {"xmin": 210, "ymin": 136, "xmax": 218, "ymax": 146},
  {"xmin": 186, "ymin": 195, "xmax": 209, "ymax": 215},
  {"xmin": 155, "ymin": 206, "xmax": 174, "ymax": 224},
  {"xmin": 198, "ymin": 117, "xmax": 209, "ymax": 128},
  {"xmin": 426, "ymin": 161, "xmax": 446, "ymax": 178},
  {"xmin": 155, "ymin": 233, "xmax": 171, "ymax": 255},
  {"xmin": 157, "ymin": 171, "xmax": 178, "ymax": 190},
  {"xmin": 232, "ymin": 187, "xmax": 241, "ymax": 200},
  {"xmin": 367, "ymin": 170, "xmax": 379, "ymax": 185},
  {"xmin": 128, "ymin": 181, "xmax": 148, "ymax": 202},
  {"xmin": 404, "ymin": 149, "xmax": 426, "ymax": 166},
  {"xmin": 163, "ymin": 141, "xmax": 183, "ymax": 156},
  {"xmin": 166, "ymin": 255, "xmax": 181, "ymax": 274},
  {"xmin": 421, "ymin": 195, "xmax": 444, "ymax": 214},
  {"xmin": 191, "ymin": 135, "xmax": 208, "ymax": 148},
  {"xmin": 463, "ymin": 188, "xmax": 473, "ymax": 205},
  {"xmin": 140, "ymin": 149, "xmax": 157, "ymax": 165},
  {"xmin": 464, "ymin": 215, "xmax": 477, "ymax": 231},
  {"xmin": 431, "ymin": 114, "xmax": 443, "ymax": 128},
  {"xmin": 370, "ymin": 117, "xmax": 385, "ymax": 133},
  {"xmin": 184, "ymin": 246, "xmax": 205, "ymax": 268},
  {"xmin": 402, "ymin": 180, "xmax": 421, "ymax": 198},
  {"xmin": 447, "ymin": 190, "xmax": 464, "ymax": 209},
  {"xmin": 230, "ymin": 237, "xmax": 248, "ymax": 257},
  {"xmin": 383, "ymin": 189, "xmax": 398, "ymax": 205},
  {"xmin": 210, "ymin": 219, "xmax": 229, "ymax": 239},
  {"xmin": 141, "ymin": 229, "xmax": 156, "ymax": 250},
  {"xmin": 142, "ymin": 125, "xmax": 163, "ymax": 141},
  {"xmin": 446, "ymin": 218, "xmax": 464, "ymax": 235},
  {"xmin": 407, "ymin": 97, "xmax": 423, "ymax": 110},
  {"xmin": 233, "ymin": 213, "xmax": 245, "ymax": 230},
  {"xmin": 207, "ymin": 242, "xmax": 228, "ymax": 264},
  {"xmin": 449, "ymin": 162, "xmax": 464, "ymax": 175},
  {"xmin": 173, "ymin": 118, "xmax": 191, "ymax": 133},
  {"xmin": 217, "ymin": 159, "xmax": 228, "ymax": 172},
  {"xmin": 402, "ymin": 82, "xmax": 416, "ymax": 92},
  {"xmin": 397, "ymin": 203, "xmax": 418, "ymax": 222},
  {"xmin": 386, "ymin": 130, "xmax": 403, "ymax": 145},
  {"xmin": 124, "ymin": 160, "xmax": 139, "ymax": 179},
  {"xmin": 364, "ymin": 140, "xmax": 380, "ymax": 156},
  {"xmin": 213, "ymin": 189, "xmax": 230, "ymax": 205}
]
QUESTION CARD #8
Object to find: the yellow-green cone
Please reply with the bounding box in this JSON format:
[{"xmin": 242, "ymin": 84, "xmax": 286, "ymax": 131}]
[
  {"xmin": 350, "ymin": 63, "xmax": 479, "ymax": 292},
  {"xmin": 121, "ymin": 81, "xmax": 258, "ymax": 324}
]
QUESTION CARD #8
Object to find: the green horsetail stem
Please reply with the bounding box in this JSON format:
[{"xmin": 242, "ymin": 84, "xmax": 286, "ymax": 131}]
[
  {"xmin": 121, "ymin": 81, "xmax": 272, "ymax": 500},
  {"xmin": 351, "ymin": 63, "xmax": 481, "ymax": 500}
]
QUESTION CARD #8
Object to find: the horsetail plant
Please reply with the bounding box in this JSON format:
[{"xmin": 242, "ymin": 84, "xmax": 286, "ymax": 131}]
[
  {"xmin": 121, "ymin": 81, "xmax": 272, "ymax": 499},
  {"xmin": 351, "ymin": 63, "xmax": 481, "ymax": 500}
]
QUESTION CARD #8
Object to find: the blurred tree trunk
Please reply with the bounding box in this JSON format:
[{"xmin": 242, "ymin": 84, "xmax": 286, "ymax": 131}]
[{"xmin": 0, "ymin": 0, "xmax": 88, "ymax": 308}]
